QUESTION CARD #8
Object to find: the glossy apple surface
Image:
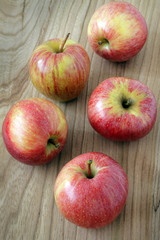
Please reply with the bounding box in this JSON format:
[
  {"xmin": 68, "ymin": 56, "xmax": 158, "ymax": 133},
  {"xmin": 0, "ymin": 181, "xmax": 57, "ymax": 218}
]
[
  {"xmin": 29, "ymin": 37, "xmax": 90, "ymax": 101},
  {"xmin": 54, "ymin": 152, "xmax": 128, "ymax": 228},
  {"xmin": 88, "ymin": 1, "xmax": 147, "ymax": 62},
  {"xmin": 2, "ymin": 98, "xmax": 68, "ymax": 165},
  {"xmin": 88, "ymin": 77, "xmax": 157, "ymax": 141}
]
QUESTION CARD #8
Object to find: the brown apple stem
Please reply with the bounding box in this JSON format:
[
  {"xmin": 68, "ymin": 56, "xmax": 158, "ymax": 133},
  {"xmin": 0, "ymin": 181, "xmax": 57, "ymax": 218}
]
[
  {"xmin": 87, "ymin": 159, "xmax": 93, "ymax": 178},
  {"xmin": 59, "ymin": 33, "xmax": 70, "ymax": 52}
]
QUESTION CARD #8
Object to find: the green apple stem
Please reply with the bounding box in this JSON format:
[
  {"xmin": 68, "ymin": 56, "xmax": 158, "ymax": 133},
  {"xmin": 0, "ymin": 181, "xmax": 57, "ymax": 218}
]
[
  {"xmin": 87, "ymin": 159, "xmax": 93, "ymax": 179},
  {"xmin": 59, "ymin": 33, "xmax": 70, "ymax": 52}
]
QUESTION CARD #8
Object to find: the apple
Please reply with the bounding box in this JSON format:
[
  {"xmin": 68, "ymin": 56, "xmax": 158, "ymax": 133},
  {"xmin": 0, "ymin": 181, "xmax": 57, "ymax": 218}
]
[
  {"xmin": 29, "ymin": 33, "xmax": 90, "ymax": 102},
  {"xmin": 54, "ymin": 152, "xmax": 128, "ymax": 228},
  {"xmin": 88, "ymin": 77, "xmax": 157, "ymax": 141},
  {"xmin": 2, "ymin": 98, "xmax": 68, "ymax": 165},
  {"xmin": 88, "ymin": 1, "xmax": 148, "ymax": 62}
]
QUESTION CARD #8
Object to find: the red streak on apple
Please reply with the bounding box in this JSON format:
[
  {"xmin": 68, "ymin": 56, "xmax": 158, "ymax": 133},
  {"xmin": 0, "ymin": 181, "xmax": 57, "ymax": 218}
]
[{"xmin": 54, "ymin": 152, "xmax": 128, "ymax": 228}]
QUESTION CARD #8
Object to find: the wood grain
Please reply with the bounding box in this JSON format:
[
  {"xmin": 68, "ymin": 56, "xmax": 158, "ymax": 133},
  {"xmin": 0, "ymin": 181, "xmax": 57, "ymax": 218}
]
[{"xmin": 0, "ymin": 0, "xmax": 160, "ymax": 239}]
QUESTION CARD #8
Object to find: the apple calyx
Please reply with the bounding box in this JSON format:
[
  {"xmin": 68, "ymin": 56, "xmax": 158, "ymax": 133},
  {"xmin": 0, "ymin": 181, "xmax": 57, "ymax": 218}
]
[
  {"xmin": 121, "ymin": 98, "xmax": 133, "ymax": 109},
  {"xmin": 47, "ymin": 138, "xmax": 60, "ymax": 149},
  {"xmin": 59, "ymin": 33, "xmax": 70, "ymax": 53}
]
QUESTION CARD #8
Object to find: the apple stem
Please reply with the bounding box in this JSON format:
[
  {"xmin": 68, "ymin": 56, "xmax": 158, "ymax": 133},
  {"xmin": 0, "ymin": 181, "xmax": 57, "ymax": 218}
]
[
  {"xmin": 87, "ymin": 159, "xmax": 93, "ymax": 178},
  {"xmin": 59, "ymin": 33, "xmax": 70, "ymax": 52}
]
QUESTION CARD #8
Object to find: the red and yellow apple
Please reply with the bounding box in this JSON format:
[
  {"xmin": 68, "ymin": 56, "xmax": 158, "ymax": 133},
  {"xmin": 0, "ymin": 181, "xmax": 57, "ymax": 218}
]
[
  {"xmin": 88, "ymin": 1, "xmax": 148, "ymax": 62},
  {"xmin": 54, "ymin": 152, "xmax": 128, "ymax": 229},
  {"xmin": 2, "ymin": 98, "xmax": 68, "ymax": 165},
  {"xmin": 29, "ymin": 34, "xmax": 90, "ymax": 101},
  {"xmin": 88, "ymin": 77, "xmax": 157, "ymax": 141}
]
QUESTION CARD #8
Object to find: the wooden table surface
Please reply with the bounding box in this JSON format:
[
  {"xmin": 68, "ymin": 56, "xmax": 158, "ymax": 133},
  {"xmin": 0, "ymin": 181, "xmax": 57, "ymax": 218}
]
[{"xmin": 0, "ymin": 0, "xmax": 160, "ymax": 239}]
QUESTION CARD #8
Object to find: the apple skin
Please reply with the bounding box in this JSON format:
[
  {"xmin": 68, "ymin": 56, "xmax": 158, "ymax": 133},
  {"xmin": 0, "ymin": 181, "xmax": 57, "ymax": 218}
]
[
  {"xmin": 88, "ymin": 77, "xmax": 157, "ymax": 141},
  {"xmin": 29, "ymin": 38, "xmax": 90, "ymax": 101},
  {"xmin": 88, "ymin": 1, "xmax": 148, "ymax": 62},
  {"xmin": 54, "ymin": 152, "xmax": 128, "ymax": 229},
  {"xmin": 2, "ymin": 98, "xmax": 68, "ymax": 165}
]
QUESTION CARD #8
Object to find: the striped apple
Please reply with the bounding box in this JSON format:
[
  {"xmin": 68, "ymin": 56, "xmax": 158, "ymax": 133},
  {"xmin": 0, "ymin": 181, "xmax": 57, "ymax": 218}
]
[
  {"xmin": 88, "ymin": 77, "xmax": 157, "ymax": 141},
  {"xmin": 29, "ymin": 34, "xmax": 90, "ymax": 101},
  {"xmin": 88, "ymin": 1, "xmax": 148, "ymax": 62},
  {"xmin": 2, "ymin": 98, "xmax": 68, "ymax": 165},
  {"xmin": 54, "ymin": 152, "xmax": 128, "ymax": 228}
]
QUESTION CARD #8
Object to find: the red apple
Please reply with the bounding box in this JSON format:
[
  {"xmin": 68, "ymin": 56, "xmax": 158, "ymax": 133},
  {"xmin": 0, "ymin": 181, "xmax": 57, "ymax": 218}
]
[
  {"xmin": 54, "ymin": 152, "xmax": 128, "ymax": 228},
  {"xmin": 2, "ymin": 98, "xmax": 68, "ymax": 165},
  {"xmin": 29, "ymin": 34, "xmax": 90, "ymax": 102},
  {"xmin": 88, "ymin": 77, "xmax": 157, "ymax": 141},
  {"xmin": 88, "ymin": 1, "xmax": 147, "ymax": 62}
]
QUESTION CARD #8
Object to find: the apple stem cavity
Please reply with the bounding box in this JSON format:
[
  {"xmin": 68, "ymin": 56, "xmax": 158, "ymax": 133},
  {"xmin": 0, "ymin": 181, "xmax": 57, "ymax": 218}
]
[
  {"xmin": 47, "ymin": 138, "xmax": 60, "ymax": 149},
  {"xmin": 122, "ymin": 98, "xmax": 133, "ymax": 109},
  {"xmin": 98, "ymin": 38, "xmax": 109, "ymax": 46},
  {"xmin": 59, "ymin": 33, "xmax": 70, "ymax": 53},
  {"xmin": 87, "ymin": 159, "xmax": 93, "ymax": 179}
]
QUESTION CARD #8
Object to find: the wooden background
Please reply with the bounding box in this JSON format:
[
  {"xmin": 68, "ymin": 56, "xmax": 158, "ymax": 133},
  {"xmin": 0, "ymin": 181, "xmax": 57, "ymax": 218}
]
[{"xmin": 0, "ymin": 0, "xmax": 160, "ymax": 239}]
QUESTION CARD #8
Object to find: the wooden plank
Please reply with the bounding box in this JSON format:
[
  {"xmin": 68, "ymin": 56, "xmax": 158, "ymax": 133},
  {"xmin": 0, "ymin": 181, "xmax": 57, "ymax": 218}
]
[{"xmin": 0, "ymin": 0, "xmax": 159, "ymax": 239}]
